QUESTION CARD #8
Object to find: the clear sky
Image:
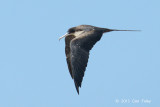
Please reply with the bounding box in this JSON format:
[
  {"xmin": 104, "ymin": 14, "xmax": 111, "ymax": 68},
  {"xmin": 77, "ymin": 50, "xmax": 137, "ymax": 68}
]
[{"xmin": 0, "ymin": 0, "xmax": 160, "ymax": 107}]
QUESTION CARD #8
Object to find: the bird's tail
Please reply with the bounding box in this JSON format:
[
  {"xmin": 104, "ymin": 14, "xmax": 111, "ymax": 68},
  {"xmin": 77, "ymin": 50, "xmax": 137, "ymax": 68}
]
[
  {"xmin": 103, "ymin": 28, "xmax": 141, "ymax": 33},
  {"xmin": 110, "ymin": 29, "xmax": 141, "ymax": 31}
]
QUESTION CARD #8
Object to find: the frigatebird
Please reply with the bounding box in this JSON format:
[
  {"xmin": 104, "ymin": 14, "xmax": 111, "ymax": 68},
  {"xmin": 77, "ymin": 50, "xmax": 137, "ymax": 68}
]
[{"xmin": 59, "ymin": 25, "xmax": 139, "ymax": 94}]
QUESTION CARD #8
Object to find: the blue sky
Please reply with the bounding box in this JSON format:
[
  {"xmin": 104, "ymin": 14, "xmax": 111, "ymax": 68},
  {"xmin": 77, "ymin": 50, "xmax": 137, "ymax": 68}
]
[{"xmin": 0, "ymin": 0, "xmax": 160, "ymax": 107}]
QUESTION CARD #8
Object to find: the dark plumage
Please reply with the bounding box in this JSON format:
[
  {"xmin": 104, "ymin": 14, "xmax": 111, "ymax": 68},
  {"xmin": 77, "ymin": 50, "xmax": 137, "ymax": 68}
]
[{"xmin": 59, "ymin": 25, "xmax": 139, "ymax": 94}]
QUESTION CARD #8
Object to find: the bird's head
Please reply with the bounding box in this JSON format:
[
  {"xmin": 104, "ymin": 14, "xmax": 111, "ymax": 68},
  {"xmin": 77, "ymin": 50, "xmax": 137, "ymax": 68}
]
[
  {"xmin": 59, "ymin": 25, "xmax": 95, "ymax": 40},
  {"xmin": 59, "ymin": 25, "xmax": 140, "ymax": 40}
]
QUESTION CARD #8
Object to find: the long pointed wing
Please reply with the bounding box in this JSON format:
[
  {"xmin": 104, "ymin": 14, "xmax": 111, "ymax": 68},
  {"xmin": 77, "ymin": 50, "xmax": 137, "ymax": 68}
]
[
  {"xmin": 70, "ymin": 31, "xmax": 103, "ymax": 94},
  {"xmin": 65, "ymin": 35, "xmax": 75, "ymax": 78}
]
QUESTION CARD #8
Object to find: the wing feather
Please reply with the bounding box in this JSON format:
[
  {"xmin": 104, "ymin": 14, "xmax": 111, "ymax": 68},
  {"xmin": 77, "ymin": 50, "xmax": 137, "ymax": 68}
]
[
  {"xmin": 65, "ymin": 35, "xmax": 75, "ymax": 78},
  {"xmin": 70, "ymin": 31, "xmax": 103, "ymax": 93}
]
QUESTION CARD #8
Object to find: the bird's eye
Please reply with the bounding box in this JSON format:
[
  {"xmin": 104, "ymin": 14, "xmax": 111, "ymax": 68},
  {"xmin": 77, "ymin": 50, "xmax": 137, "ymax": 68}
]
[{"xmin": 68, "ymin": 28, "xmax": 75, "ymax": 34}]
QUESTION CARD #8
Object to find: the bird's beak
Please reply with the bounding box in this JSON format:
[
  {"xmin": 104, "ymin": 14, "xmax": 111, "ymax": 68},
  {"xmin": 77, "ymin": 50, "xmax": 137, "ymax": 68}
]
[{"xmin": 59, "ymin": 33, "xmax": 69, "ymax": 41}]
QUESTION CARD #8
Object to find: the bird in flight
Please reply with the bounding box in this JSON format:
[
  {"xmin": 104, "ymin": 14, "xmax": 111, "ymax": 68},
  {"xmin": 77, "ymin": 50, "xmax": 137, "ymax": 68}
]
[{"xmin": 59, "ymin": 25, "xmax": 139, "ymax": 94}]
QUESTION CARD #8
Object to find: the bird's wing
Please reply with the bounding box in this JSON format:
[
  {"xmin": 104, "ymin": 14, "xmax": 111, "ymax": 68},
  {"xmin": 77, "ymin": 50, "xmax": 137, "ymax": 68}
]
[
  {"xmin": 65, "ymin": 35, "xmax": 75, "ymax": 78},
  {"xmin": 70, "ymin": 31, "xmax": 103, "ymax": 94}
]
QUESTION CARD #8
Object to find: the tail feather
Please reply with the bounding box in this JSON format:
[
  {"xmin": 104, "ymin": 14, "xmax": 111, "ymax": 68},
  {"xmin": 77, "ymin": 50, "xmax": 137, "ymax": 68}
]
[{"xmin": 103, "ymin": 28, "xmax": 141, "ymax": 33}]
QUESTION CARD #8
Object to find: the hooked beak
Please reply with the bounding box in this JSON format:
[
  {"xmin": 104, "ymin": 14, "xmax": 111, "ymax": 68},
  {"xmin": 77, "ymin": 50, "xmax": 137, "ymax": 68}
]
[{"xmin": 59, "ymin": 33, "xmax": 69, "ymax": 41}]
